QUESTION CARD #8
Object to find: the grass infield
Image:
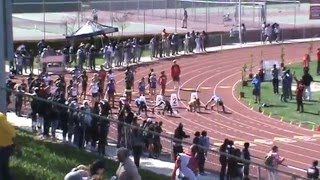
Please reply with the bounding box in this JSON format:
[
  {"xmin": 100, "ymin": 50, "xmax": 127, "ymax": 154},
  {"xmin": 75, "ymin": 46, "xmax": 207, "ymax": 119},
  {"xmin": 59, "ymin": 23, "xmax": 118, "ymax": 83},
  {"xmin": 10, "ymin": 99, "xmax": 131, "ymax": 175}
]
[
  {"xmin": 237, "ymin": 61, "xmax": 320, "ymax": 129},
  {"xmin": 10, "ymin": 130, "xmax": 169, "ymax": 180}
]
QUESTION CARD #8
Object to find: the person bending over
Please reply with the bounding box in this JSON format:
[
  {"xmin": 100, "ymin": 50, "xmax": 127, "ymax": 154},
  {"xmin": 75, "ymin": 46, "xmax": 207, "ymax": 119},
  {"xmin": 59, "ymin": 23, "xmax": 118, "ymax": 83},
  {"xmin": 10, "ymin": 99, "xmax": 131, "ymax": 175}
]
[
  {"xmin": 153, "ymin": 97, "xmax": 173, "ymax": 116},
  {"xmin": 135, "ymin": 95, "xmax": 148, "ymax": 116},
  {"xmin": 205, "ymin": 95, "xmax": 226, "ymax": 113},
  {"xmin": 188, "ymin": 98, "xmax": 201, "ymax": 113}
]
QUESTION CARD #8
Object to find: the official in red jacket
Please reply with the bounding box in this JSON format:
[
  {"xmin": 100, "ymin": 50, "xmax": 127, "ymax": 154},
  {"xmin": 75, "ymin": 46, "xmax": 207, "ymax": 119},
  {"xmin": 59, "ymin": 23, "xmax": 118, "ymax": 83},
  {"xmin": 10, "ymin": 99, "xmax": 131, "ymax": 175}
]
[
  {"xmin": 171, "ymin": 60, "xmax": 181, "ymax": 90},
  {"xmin": 303, "ymin": 54, "xmax": 310, "ymax": 71}
]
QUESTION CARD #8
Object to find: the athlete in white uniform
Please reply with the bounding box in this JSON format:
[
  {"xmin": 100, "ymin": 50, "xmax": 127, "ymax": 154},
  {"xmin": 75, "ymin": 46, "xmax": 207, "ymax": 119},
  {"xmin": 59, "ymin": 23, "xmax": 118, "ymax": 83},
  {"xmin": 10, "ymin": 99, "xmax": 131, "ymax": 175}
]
[
  {"xmin": 70, "ymin": 84, "xmax": 79, "ymax": 100},
  {"xmin": 171, "ymin": 145, "xmax": 198, "ymax": 180},
  {"xmin": 204, "ymin": 94, "xmax": 226, "ymax": 113},
  {"xmin": 89, "ymin": 81, "xmax": 100, "ymax": 103}
]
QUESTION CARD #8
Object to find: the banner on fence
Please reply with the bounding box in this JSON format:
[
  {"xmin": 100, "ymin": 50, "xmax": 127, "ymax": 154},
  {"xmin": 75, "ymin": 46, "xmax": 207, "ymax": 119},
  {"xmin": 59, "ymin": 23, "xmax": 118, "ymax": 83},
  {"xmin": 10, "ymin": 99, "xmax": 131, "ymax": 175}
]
[{"xmin": 310, "ymin": 6, "xmax": 320, "ymax": 19}]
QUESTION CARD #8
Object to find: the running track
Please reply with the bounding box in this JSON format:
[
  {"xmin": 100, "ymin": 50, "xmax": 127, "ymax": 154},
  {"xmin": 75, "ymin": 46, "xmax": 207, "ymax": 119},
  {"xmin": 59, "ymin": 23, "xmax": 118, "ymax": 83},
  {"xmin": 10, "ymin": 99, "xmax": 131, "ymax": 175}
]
[
  {"xmin": 13, "ymin": 41, "xmax": 320, "ymax": 178},
  {"xmin": 103, "ymin": 41, "xmax": 320, "ymax": 178}
]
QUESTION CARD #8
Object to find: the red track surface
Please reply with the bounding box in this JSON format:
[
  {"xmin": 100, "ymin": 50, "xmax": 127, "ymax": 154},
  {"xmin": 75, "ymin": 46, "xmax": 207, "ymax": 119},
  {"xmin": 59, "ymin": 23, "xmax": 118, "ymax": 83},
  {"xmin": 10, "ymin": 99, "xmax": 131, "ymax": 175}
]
[
  {"xmin": 103, "ymin": 42, "xmax": 320, "ymax": 178},
  {"xmin": 12, "ymin": 41, "xmax": 320, "ymax": 178}
]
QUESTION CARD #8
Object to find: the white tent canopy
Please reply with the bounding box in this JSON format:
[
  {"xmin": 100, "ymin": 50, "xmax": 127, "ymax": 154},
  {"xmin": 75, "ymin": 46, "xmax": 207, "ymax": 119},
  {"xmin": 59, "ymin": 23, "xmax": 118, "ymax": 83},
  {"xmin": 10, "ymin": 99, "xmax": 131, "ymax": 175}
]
[{"xmin": 67, "ymin": 20, "xmax": 118, "ymax": 39}]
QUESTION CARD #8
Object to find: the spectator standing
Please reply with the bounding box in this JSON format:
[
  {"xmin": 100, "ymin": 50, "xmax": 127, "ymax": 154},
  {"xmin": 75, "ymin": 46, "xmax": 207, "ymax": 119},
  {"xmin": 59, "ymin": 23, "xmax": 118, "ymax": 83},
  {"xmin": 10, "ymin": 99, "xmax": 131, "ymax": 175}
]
[
  {"xmin": 131, "ymin": 123, "xmax": 144, "ymax": 168},
  {"xmin": 172, "ymin": 123, "xmax": 190, "ymax": 161},
  {"xmin": 103, "ymin": 44, "xmax": 113, "ymax": 69},
  {"xmin": 198, "ymin": 130, "xmax": 209, "ymax": 175},
  {"xmin": 171, "ymin": 60, "xmax": 181, "ymax": 90},
  {"xmin": 307, "ymin": 160, "xmax": 319, "ymax": 179},
  {"xmin": 184, "ymin": 32, "xmax": 191, "ymax": 54},
  {"xmin": 317, "ymin": 48, "xmax": 320, "ymax": 75},
  {"xmin": 189, "ymin": 31, "xmax": 196, "ymax": 53},
  {"xmin": 293, "ymin": 75, "xmax": 305, "ymax": 113},
  {"xmin": 62, "ymin": 47, "xmax": 69, "ymax": 67},
  {"xmin": 240, "ymin": 23, "xmax": 246, "ymax": 44},
  {"xmin": 171, "ymin": 34, "xmax": 179, "ymax": 55},
  {"xmin": 150, "ymin": 37, "xmax": 156, "ymax": 59},
  {"xmin": 88, "ymin": 45, "xmax": 96, "ymax": 70},
  {"xmin": 265, "ymin": 146, "xmax": 285, "ymax": 180},
  {"xmin": 261, "ymin": 22, "xmax": 266, "ymax": 42},
  {"xmin": 69, "ymin": 45, "xmax": 76, "ymax": 65},
  {"xmin": 37, "ymin": 39, "xmax": 47, "ymax": 54},
  {"xmin": 153, "ymin": 121, "xmax": 163, "ymax": 158},
  {"xmin": 0, "ymin": 113, "xmax": 17, "ymax": 180},
  {"xmin": 195, "ymin": 32, "xmax": 201, "ymax": 53},
  {"xmin": 182, "ymin": 8, "xmax": 188, "ymax": 28},
  {"xmin": 201, "ymin": 31, "xmax": 207, "ymax": 52},
  {"xmin": 28, "ymin": 50, "xmax": 35, "ymax": 73},
  {"xmin": 227, "ymin": 140, "xmax": 237, "ymax": 179},
  {"xmin": 271, "ymin": 64, "xmax": 279, "ymax": 94},
  {"xmin": 242, "ymin": 142, "xmax": 251, "ymax": 180},
  {"xmin": 274, "ymin": 23, "xmax": 281, "ymax": 43},
  {"xmin": 77, "ymin": 43, "xmax": 86, "ymax": 70},
  {"xmin": 287, "ymin": 69, "xmax": 293, "ymax": 100},
  {"xmin": 251, "ymin": 74, "xmax": 261, "ymax": 104},
  {"xmin": 219, "ymin": 139, "xmax": 229, "ymax": 180},
  {"xmin": 265, "ymin": 24, "xmax": 273, "ymax": 44},
  {"xmin": 280, "ymin": 69, "xmax": 290, "ymax": 102},
  {"xmin": 302, "ymin": 69, "xmax": 314, "ymax": 101},
  {"xmin": 115, "ymin": 148, "xmax": 141, "ymax": 180},
  {"xmin": 15, "ymin": 85, "xmax": 24, "ymax": 117},
  {"xmin": 192, "ymin": 131, "xmax": 201, "ymax": 149},
  {"xmin": 303, "ymin": 54, "xmax": 311, "ymax": 71}
]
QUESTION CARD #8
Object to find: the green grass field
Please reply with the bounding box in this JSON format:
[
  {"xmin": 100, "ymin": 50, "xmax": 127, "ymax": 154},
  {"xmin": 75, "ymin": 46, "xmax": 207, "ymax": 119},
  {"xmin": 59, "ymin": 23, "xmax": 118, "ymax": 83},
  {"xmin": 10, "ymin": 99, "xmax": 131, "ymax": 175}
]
[
  {"xmin": 237, "ymin": 61, "xmax": 320, "ymax": 129},
  {"xmin": 10, "ymin": 130, "xmax": 169, "ymax": 180}
]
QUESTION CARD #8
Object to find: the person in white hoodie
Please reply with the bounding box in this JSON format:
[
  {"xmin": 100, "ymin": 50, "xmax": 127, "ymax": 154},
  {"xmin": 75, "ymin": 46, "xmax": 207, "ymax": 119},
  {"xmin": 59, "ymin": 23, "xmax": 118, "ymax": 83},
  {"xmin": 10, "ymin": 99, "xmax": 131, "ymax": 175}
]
[{"xmin": 103, "ymin": 44, "xmax": 113, "ymax": 69}]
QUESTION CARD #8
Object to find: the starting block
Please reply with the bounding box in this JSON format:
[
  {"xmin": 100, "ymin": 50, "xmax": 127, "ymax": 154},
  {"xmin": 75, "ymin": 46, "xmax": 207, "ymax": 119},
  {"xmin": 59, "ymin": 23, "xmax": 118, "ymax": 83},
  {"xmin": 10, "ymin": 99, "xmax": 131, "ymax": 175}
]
[
  {"xmin": 190, "ymin": 92, "xmax": 198, "ymax": 101},
  {"xmin": 170, "ymin": 93, "xmax": 179, "ymax": 108},
  {"xmin": 155, "ymin": 95, "xmax": 165, "ymax": 109}
]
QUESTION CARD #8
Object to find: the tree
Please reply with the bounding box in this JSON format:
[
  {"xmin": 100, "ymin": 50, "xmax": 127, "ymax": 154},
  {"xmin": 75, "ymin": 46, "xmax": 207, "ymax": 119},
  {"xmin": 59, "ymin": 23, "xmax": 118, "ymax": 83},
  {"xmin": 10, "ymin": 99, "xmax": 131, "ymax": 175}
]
[
  {"xmin": 63, "ymin": 16, "xmax": 79, "ymax": 36},
  {"xmin": 112, "ymin": 12, "xmax": 132, "ymax": 36}
]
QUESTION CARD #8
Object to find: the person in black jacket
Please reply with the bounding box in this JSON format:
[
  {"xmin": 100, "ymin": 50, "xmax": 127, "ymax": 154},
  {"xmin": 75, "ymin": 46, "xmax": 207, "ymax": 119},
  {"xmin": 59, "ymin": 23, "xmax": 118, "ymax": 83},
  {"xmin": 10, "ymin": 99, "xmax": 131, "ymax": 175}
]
[
  {"xmin": 219, "ymin": 139, "xmax": 229, "ymax": 180},
  {"xmin": 48, "ymin": 97, "xmax": 59, "ymax": 141},
  {"xmin": 117, "ymin": 109, "xmax": 125, "ymax": 148},
  {"xmin": 302, "ymin": 69, "xmax": 314, "ymax": 101},
  {"xmin": 98, "ymin": 101, "xmax": 110, "ymax": 155},
  {"xmin": 74, "ymin": 106, "xmax": 85, "ymax": 149},
  {"xmin": 242, "ymin": 142, "xmax": 251, "ymax": 180},
  {"xmin": 30, "ymin": 92, "xmax": 39, "ymax": 133},
  {"xmin": 172, "ymin": 123, "xmax": 190, "ymax": 161},
  {"xmin": 307, "ymin": 160, "xmax": 319, "ymax": 179},
  {"xmin": 57, "ymin": 94, "xmax": 67, "ymax": 142},
  {"xmin": 91, "ymin": 102, "xmax": 99, "ymax": 151}
]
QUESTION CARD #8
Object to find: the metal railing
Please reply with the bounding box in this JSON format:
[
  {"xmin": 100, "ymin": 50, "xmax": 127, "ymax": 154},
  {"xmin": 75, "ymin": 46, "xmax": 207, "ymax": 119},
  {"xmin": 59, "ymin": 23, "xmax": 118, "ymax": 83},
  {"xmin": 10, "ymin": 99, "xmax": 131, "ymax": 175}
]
[{"xmin": 1, "ymin": 85, "xmax": 310, "ymax": 179}]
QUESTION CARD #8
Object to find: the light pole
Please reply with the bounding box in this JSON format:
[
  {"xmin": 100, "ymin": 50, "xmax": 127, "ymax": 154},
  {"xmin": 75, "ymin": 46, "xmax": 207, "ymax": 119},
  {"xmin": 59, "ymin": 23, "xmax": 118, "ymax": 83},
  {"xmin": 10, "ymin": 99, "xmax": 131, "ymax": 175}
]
[
  {"xmin": 0, "ymin": 0, "xmax": 13, "ymax": 113},
  {"xmin": 238, "ymin": 0, "xmax": 242, "ymax": 44},
  {"xmin": 43, "ymin": 0, "xmax": 46, "ymax": 40}
]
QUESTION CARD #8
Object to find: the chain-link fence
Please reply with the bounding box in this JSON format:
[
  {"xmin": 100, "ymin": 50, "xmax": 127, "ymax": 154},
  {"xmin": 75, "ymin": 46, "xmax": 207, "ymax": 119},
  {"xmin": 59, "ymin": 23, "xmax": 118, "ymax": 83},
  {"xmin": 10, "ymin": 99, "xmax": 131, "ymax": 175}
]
[{"xmin": 11, "ymin": 0, "xmax": 308, "ymax": 40}]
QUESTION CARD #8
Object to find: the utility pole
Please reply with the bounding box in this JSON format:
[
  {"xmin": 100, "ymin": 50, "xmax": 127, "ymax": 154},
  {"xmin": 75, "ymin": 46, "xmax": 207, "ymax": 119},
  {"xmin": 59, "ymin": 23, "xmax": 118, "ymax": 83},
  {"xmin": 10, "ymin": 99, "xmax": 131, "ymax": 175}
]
[
  {"xmin": 238, "ymin": 0, "xmax": 242, "ymax": 44},
  {"xmin": 0, "ymin": 0, "xmax": 14, "ymax": 113}
]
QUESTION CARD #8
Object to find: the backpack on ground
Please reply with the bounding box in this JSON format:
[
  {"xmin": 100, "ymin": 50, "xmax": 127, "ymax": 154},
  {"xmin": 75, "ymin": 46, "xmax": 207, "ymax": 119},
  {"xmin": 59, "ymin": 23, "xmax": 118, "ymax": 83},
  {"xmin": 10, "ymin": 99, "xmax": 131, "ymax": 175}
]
[{"xmin": 264, "ymin": 154, "xmax": 274, "ymax": 167}]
